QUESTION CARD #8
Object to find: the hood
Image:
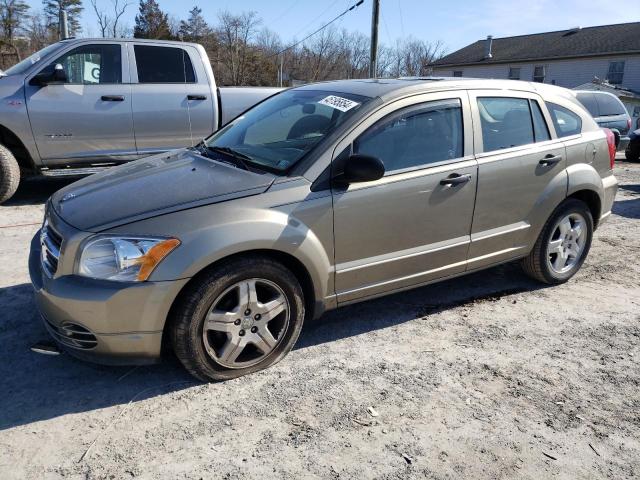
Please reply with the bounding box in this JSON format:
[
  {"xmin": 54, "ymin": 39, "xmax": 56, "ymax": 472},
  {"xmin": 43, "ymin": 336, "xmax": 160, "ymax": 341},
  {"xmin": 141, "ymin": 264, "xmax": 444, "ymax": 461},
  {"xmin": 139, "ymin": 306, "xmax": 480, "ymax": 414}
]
[{"xmin": 51, "ymin": 150, "xmax": 275, "ymax": 231}]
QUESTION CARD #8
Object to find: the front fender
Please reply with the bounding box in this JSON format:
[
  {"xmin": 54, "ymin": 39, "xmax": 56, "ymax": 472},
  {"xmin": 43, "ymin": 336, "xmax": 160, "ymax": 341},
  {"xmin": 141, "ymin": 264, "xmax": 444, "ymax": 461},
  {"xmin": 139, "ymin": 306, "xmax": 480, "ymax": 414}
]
[
  {"xmin": 110, "ymin": 199, "xmax": 335, "ymax": 311},
  {"xmin": 0, "ymin": 76, "xmax": 41, "ymax": 167}
]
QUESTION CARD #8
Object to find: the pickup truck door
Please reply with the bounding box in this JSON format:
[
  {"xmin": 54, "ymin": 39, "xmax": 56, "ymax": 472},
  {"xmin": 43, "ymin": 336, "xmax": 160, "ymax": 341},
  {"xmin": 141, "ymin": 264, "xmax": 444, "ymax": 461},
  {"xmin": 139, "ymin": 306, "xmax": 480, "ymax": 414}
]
[
  {"xmin": 24, "ymin": 43, "xmax": 136, "ymax": 167},
  {"xmin": 129, "ymin": 43, "xmax": 214, "ymax": 155}
]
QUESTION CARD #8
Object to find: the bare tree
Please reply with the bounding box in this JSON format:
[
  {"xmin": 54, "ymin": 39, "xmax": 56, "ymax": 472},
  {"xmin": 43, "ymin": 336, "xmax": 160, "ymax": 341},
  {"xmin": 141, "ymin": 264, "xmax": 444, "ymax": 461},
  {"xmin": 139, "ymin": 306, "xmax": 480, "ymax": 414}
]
[
  {"xmin": 216, "ymin": 10, "xmax": 261, "ymax": 85},
  {"xmin": 90, "ymin": 0, "xmax": 131, "ymax": 38}
]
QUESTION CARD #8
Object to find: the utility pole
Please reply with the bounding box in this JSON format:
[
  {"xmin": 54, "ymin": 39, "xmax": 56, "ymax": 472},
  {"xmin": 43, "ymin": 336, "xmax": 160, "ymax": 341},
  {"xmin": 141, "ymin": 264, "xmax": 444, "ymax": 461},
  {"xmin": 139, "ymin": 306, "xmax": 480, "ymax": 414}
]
[
  {"xmin": 369, "ymin": 0, "xmax": 380, "ymax": 78},
  {"xmin": 59, "ymin": 8, "xmax": 69, "ymax": 40}
]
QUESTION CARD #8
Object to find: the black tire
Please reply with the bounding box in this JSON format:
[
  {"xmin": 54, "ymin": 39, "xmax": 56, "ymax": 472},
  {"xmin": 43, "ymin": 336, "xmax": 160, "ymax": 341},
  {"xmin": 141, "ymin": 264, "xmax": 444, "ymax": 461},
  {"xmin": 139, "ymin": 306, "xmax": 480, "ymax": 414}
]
[
  {"xmin": 171, "ymin": 256, "xmax": 305, "ymax": 382},
  {"xmin": 626, "ymin": 140, "xmax": 640, "ymax": 162},
  {"xmin": 521, "ymin": 198, "xmax": 593, "ymax": 284},
  {"xmin": 0, "ymin": 144, "xmax": 20, "ymax": 204}
]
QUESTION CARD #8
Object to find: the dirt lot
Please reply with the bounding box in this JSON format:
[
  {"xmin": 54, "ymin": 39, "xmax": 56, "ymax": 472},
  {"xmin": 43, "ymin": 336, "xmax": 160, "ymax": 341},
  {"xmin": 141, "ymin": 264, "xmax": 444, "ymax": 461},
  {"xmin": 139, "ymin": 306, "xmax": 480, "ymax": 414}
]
[{"xmin": 0, "ymin": 161, "xmax": 639, "ymax": 480}]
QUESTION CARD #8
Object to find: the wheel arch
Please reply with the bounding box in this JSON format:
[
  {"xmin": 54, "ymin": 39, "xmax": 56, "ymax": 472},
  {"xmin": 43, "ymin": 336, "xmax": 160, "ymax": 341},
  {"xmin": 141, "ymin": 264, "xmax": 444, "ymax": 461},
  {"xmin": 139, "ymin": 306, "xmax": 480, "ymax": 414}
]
[
  {"xmin": 567, "ymin": 189, "xmax": 601, "ymax": 229},
  {"xmin": 0, "ymin": 123, "xmax": 36, "ymax": 172},
  {"xmin": 161, "ymin": 249, "xmax": 322, "ymax": 354}
]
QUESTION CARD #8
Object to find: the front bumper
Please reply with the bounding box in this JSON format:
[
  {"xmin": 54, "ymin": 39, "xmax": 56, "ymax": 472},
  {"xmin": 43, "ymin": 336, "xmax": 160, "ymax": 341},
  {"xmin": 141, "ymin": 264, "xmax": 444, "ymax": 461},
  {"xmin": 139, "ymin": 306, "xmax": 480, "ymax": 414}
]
[{"xmin": 29, "ymin": 231, "xmax": 189, "ymax": 365}]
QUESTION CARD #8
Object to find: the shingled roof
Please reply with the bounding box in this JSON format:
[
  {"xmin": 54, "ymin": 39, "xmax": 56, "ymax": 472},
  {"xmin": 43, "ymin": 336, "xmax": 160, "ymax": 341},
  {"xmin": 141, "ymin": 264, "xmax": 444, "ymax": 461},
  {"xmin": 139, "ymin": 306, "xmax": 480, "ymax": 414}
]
[{"xmin": 432, "ymin": 22, "xmax": 640, "ymax": 67}]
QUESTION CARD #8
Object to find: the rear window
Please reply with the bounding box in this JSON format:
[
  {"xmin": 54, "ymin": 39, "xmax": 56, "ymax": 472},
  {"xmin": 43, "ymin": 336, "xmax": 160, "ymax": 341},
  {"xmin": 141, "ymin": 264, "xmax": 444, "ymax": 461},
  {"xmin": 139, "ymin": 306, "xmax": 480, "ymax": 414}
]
[
  {"xmin": 576, "ymin": 93, "xmax": 599, "ymax": 117},
  {"xmin": 546, "ymin": 102, "xmax": 582, "ymax": 137},
  {"xmin": 594, "ymin": 93, "xmax": 626, "ymax": 116},
  {"xmin": 134, "ymin": 45, "xmax": 195, "ymax": 83}
]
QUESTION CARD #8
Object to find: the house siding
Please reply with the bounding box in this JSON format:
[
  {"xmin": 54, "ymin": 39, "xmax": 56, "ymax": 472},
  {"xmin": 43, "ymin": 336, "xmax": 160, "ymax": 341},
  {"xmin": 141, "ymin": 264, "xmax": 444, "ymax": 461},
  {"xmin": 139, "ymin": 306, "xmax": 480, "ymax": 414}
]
[{"xmin": 432, "ymin": 55, "xmax": 640, "ymax": 92}]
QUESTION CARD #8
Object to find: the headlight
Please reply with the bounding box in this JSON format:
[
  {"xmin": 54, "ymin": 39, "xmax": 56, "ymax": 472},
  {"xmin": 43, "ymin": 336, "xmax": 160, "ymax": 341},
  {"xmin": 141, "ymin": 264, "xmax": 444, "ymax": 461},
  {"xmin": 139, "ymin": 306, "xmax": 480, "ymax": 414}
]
[{"xmin": 78, "ymin": 236, "xmax": 180, "ymax": 282}]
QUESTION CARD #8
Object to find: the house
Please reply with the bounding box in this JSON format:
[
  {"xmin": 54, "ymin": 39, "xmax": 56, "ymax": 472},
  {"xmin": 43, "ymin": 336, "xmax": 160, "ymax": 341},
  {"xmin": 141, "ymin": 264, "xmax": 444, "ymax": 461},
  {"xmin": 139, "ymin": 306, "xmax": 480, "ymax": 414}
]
[{"xmin": 430, "ymin": 22, "xmax": 640, "ymax": 96}]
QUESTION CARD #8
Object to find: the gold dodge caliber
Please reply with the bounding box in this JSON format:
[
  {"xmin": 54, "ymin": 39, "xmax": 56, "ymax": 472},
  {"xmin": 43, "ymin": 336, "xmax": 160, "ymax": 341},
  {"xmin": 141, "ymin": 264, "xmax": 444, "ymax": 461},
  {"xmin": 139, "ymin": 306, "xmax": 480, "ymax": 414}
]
[{"xmin": 29, "ymin": 78, "xmax": 618, "ymax": 381}]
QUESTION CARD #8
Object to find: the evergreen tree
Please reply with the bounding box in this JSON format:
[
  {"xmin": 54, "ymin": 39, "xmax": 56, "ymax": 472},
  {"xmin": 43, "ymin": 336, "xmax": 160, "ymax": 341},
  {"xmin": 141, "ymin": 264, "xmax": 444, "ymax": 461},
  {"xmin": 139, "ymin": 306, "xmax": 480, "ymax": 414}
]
[
  {"xmin": 178, "ymin": 6, "xmax": 209, "ymax": 42},
  {"xmin": 42, "ymin": 0, "xmax": 83, "ymax": 36},
  {"xmin": 0, "ymin": 0, "xmax": 31, "ymax": 42},
  {"xmin": 133, "ymin": 0, "xmax": 171, "ymax": 39}
]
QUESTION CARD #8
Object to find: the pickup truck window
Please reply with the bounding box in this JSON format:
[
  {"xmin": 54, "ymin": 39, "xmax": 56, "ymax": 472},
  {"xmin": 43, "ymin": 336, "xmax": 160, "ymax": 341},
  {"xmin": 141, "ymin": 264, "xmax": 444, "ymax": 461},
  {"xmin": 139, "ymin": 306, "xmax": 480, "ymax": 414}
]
[
  {"xmin": 45, "ymin": 44, "xmax": 122, "ymax": 84},
  {"xmin": 205, "ymin": 89, "xmax": 371, "ymax": 173},
  {"xmin": 134, "ymin": 45, "xmax": 195, "ymax": 83}
]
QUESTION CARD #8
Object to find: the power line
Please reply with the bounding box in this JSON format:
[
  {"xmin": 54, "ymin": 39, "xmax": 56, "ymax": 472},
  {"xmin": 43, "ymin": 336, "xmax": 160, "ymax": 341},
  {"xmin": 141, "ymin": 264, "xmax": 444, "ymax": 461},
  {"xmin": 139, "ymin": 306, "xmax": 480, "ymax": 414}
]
[
  {"xmin": 290, "ymin": 0, "xmax": 342, "ymax": 40},
  {"xmin": 267, "ymin": 0, "xmax": 302, "ymax": 26},
  {"xmin": 397, "ymin": 0, "xmax": 405, "ymax": 37},
  {"xmin": 268, "ymin": 0, "xmax": 365, "ymax": 58}
]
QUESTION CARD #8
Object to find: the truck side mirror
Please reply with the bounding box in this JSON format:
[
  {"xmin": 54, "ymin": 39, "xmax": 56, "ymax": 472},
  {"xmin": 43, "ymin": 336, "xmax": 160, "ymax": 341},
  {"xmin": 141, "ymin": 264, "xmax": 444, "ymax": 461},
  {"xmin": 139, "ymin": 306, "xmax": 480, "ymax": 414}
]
[
  {"xmin": 52, "ymin": 64, "xmax": 67, "ymax": 82},
  {"xmin": 340, "ymin": 154, "xmax": 385, "ymax": 183},
  {"xmin": 30, "ymin": 63, "xmax": 67, "ymax": 86}
]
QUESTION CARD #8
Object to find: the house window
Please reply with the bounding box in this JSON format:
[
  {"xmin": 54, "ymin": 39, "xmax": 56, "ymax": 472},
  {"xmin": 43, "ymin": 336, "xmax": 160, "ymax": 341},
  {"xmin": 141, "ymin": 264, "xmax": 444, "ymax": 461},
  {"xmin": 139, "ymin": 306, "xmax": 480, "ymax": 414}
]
[
  {"xmin": 508, "ymin": 67, "xmax": 521, "ymax": 80},
  {"xmin": 607, "ymin": 61, "xmax": 625, "ymax": 85},
  {"xmin": 533, "ymin": 65, "xmax": 545, "ymax": 83},
  {"xmin": 453, "ymin": 70, "xmax": 463, "ymax": 77}
]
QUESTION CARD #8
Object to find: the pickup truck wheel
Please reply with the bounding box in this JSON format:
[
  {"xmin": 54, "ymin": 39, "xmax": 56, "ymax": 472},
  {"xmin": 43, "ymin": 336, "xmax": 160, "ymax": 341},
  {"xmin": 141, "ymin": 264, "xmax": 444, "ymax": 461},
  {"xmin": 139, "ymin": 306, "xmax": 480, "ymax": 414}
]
[
  {"xmin": 171, "ymin": 256, "xmax": 305, "ymax": 382},
  {"xmin": 0, "ymin": 144, "xmax": 20, "ymax": 204},
  {"xmin": 626, "ymin": 140, "xmax": 640, "ymax": 161},
  {"xmin": 521, "ymin": 199, "xmax": 593, "ymax": 284}
]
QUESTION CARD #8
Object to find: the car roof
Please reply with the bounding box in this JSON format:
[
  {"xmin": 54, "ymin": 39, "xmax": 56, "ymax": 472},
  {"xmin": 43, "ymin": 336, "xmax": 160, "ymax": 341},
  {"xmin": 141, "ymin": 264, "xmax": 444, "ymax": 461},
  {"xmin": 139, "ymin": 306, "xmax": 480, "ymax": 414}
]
[
  {"xmin": 294, "ymin": 77, "xmax": 571, "ymax": 102},
  {"xmin": 60, "ymin": 37, "xmax": 204, "ymax": 49}
]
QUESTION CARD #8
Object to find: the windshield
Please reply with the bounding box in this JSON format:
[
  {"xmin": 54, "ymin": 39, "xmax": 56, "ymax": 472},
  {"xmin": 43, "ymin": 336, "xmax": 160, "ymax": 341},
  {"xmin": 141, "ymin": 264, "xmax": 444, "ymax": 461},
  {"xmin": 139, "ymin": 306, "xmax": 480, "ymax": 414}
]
[
  {"xmin": 4, "ymin": 43, "xmax": 64, "ymax": 76},
  {"xmin": 205, "ymin": 89, "xmax": 371, "ymax": 172}
]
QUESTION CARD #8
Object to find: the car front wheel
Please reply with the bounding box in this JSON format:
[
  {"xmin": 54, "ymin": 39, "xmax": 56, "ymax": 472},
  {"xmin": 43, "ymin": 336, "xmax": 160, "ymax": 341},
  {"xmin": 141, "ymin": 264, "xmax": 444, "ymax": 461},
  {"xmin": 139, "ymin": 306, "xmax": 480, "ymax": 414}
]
[
  {"xmin": 171, "ymin": 256, "xmax": 305, "ymax": 382},
  {"xmin": 522, "ymin": 199, "xmax": 593, "ymax": 284}
]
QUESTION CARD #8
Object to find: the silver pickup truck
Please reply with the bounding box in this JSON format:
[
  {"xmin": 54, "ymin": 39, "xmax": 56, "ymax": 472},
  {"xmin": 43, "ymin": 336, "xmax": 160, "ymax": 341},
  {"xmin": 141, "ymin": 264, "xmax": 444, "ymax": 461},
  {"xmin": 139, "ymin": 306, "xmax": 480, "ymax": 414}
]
[{"xmin": 0, "ymin": 38, "xmax": 280, "ymax": 203}]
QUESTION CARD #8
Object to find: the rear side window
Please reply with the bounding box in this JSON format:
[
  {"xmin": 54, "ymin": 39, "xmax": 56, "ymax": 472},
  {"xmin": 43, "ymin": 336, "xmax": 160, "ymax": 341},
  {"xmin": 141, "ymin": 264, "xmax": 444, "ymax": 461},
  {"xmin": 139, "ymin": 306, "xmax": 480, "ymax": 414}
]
[
  {"xmin": 576, "ymin": 93, "xmax": 599, "ymax": 116},
  {"xmin": 595, "ymin": 93, "xmax": 626, "ymax": 116},
  {"xmin": 477, "ymin": 97, "xmax": 534, "ymax": 151},
  {"xmin": 355, "ymin": 99, "xmax": 464, "ymax": 173},
  {"xmin": 546, "ymin": 102, "xmax": 582, "ymax": 137},
  {"xmin": 134, "ymin": 45, "xmax": 195, "ymax": 83}
]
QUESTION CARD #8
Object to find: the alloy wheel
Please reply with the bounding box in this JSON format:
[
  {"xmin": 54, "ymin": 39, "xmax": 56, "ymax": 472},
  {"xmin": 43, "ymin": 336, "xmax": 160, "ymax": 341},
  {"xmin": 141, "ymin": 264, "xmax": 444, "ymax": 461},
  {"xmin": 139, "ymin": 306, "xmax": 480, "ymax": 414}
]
[
  {"xmin": 546, "ymin": 213, "xmax": 587, "ymax": 274},
  {"xmin": 202, "ymin": 278, "xmax": 290, "ymax": 369}
]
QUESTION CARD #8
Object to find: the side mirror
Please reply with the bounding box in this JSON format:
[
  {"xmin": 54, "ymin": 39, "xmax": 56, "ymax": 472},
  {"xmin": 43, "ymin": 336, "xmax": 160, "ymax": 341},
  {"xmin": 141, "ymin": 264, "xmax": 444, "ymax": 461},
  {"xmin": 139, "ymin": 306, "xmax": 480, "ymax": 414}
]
[
  {"xmin": 52, "ymin": 64, "xmax": 67, "ymax": 82},
  {"xmin": 31, "ymin": 63, "xmax": 67, "ymax": 86},
  {"xmin": 341, "ymin": 154, "xmax": 385, "ymax": 183}
]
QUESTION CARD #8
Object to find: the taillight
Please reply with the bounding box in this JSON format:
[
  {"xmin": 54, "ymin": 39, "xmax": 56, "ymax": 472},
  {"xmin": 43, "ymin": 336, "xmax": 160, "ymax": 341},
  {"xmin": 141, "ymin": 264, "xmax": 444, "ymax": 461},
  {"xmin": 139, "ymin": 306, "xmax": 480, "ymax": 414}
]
[
  {"xmin": 628, "ymin": 118, "xmax": 633, "ymax": 131},
  {"xmin": 603, "ymin": 128, "xmax": 616, "ymax": 169}
]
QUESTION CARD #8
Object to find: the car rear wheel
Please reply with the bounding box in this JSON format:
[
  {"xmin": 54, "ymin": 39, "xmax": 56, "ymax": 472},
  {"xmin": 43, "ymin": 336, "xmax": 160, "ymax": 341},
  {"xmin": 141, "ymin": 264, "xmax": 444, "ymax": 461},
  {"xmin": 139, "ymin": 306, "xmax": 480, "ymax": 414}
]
[
  {"xmin": 626, "ymin": 140, "xmax": 640, "ymax": 161},
  {"xmin": 0, "ymin": 144, "xmax": 20, "ymax": 204},
  {"xmin": 171, "ymin": 256, "xmax": 305, "ymax": 382},
  {"xmin": 521, "ymin": 199, "xmax": 593, "ymax": 284}
]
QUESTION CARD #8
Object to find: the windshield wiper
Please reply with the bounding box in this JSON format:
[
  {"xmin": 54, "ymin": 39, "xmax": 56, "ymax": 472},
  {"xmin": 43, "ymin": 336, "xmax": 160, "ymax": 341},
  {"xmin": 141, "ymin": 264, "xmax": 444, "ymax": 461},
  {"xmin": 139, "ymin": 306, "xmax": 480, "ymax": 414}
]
[{"xmin": 207, "ymin": 146, "xmax": 253, "ymax": 171}]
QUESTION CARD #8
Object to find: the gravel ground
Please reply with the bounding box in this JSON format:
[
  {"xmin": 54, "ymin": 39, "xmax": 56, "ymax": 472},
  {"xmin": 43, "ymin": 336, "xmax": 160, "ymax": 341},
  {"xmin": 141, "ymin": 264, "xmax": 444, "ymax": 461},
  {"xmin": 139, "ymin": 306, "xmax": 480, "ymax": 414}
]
[{"xmin": 0, "ymin": 161, "xmax": 639, "ymax": 479}]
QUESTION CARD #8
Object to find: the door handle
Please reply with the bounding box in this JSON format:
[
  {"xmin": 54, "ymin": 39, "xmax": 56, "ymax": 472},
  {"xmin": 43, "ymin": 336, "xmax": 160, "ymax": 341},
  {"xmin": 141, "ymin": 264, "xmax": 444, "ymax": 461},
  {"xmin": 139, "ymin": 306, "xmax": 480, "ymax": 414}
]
[
  {"xmin": 539, "ymin": 154, "xmax": 562, "ymax": 166},
  {"xmin": 101, "ymin": 95, "xmax": 124, "ymax": 102},
  {"xmin": 187, "ymin": 94, "xmax": 207, "ymax": 101},
  {"xmin": 440, "ymin": 173, "xmax": 471, "ymax": 186}
]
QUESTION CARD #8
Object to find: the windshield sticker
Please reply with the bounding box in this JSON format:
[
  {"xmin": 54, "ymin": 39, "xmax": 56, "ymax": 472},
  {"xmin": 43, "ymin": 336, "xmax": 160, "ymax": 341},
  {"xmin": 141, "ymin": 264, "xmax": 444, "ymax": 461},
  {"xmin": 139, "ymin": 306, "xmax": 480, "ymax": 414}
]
[{"xmin": 318, "ymin": 95, "xmax": 359, "ymax": 112}]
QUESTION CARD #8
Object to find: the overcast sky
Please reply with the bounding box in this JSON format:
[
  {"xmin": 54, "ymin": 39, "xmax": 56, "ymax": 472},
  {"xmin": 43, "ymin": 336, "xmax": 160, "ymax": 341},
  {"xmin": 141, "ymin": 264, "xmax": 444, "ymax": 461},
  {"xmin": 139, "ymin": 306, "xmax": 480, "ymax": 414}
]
[{"xmin": 25, "ymin": 0, "xmax": 638, "ymax": 53}]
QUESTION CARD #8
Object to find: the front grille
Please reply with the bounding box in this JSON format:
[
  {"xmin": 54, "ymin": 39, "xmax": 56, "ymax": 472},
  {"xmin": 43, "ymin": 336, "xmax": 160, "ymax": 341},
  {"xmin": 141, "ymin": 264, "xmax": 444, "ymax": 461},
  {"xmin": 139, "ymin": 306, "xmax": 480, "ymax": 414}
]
[
  {"xmin": 45, "ymin": 319, "xmax": 98, "ymax": 350},
  {"xmin": 40, "ymin": 220, "xmax": 63, "ymax": 276}
]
